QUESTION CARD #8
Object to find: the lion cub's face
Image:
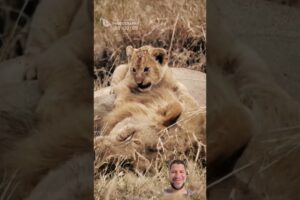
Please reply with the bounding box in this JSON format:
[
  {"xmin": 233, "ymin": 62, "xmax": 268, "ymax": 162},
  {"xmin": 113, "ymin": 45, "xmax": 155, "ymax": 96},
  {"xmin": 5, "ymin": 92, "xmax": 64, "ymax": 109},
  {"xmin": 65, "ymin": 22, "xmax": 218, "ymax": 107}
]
[{"xmin": 126, "ymin": 45, "xmax": 168, "ymax": 92}]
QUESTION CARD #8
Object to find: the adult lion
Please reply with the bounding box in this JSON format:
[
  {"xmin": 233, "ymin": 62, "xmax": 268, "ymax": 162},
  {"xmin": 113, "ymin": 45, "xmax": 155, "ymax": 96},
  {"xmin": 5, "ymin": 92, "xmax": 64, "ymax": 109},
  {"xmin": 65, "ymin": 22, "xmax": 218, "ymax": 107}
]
[{"xmin": 207, "ymin": 0, "xmax": 300, "ymax": 199}]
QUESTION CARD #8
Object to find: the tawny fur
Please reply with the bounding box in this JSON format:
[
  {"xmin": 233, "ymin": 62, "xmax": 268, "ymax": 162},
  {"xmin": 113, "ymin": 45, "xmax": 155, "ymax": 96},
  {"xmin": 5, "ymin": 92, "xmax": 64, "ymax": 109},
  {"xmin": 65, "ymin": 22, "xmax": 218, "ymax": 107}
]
[
  {"xmin": 207, "ymin": 1, "xmax": 300, "ymax": 167},
  {"xmin": 101, "ymin": 87, "xmax": 183, "ymax": 135},
  {"xmin": 208, "ymin": 1, "xmax": 300, "ymax": 198},
  {"xmin": 0, "ymin": 1, "xmax": 93, "ymax": 199},
  {"xmin": 105, "ymin": 45, "xmax": 204, "ymax": 141},
  {"xmin": 111, "ymin": 46, "xmax": 188, "ymax": 104},
  {"xmin": 25, "ymin": 154, "xmax": 93, "ymax": 200},
  {"xmin": 24, "ymin": 0, "xmax": 92, "ymax": 80},
  {"xmin": 96, "ymin": 45, "xmax": 205, "ymax": 172},
  {"xmin": 107, "ymin": 45, "xmax": 202, "ymax": 131}
]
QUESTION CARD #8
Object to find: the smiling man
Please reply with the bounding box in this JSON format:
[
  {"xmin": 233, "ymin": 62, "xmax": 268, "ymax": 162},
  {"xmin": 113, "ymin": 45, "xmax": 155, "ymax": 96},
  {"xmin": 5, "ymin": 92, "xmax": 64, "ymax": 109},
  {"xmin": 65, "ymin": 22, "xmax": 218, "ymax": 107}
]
[{"xmin": 164, "ymin": 159, "xmax": 193, "ymax": 196}]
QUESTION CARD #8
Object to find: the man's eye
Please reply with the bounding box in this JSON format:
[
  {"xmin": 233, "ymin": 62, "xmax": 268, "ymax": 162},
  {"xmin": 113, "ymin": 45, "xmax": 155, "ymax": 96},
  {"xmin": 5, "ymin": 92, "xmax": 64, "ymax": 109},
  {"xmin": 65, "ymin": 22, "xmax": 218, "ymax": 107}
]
[{"xmin": 144, "ymin": 67, "xmax": 149, "ymax": 72}]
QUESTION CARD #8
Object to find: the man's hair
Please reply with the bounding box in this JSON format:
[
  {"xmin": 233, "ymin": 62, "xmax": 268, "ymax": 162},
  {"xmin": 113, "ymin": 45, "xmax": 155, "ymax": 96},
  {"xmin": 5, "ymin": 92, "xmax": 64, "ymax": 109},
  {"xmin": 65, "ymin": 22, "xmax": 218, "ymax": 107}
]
[{"xmin": 168, "ymin": 159, "xmax": 187, "ymax": 170}]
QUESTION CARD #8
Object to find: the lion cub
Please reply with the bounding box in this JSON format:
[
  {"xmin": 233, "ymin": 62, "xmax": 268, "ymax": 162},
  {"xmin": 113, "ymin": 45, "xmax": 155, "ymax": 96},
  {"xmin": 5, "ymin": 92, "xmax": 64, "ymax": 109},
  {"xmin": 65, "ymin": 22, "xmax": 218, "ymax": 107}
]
[
  {"xmin": 111, "ymin": 45, "xmax": 191, "ymax": 104},
  {"xmin": 101, "ymin": 45, "xmax": 198, "ymax": 135},
  {"xmin": 102, "ymin": 87, "xmax": 183, "ymax": 135},
  {"xmin": 111, "ymin": 45, "xmax": 176, "ymax": 91},
  {"xmin": 112, "ymin": 45, "xmax": 199, "ymax": 105},
  {"xmin": 98, "ymin": 46, "xmax": 205, "ymax": 169}
]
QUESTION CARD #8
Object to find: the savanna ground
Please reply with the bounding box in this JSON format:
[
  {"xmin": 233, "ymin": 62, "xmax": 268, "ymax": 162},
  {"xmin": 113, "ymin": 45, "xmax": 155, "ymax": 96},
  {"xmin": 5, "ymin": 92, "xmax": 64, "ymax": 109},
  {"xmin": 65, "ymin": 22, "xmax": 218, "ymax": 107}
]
[{"xmin": 94, "ymin": 0, "xmax": 206, "ymax": 199}]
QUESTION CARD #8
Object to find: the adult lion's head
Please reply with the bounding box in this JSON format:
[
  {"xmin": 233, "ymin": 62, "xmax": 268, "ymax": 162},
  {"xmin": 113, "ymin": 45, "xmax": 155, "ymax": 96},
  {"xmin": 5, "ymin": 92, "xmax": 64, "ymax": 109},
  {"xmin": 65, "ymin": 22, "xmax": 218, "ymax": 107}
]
[{"xmin": 95, "ymin": 112, "xmax": 204, "ymax": 174}]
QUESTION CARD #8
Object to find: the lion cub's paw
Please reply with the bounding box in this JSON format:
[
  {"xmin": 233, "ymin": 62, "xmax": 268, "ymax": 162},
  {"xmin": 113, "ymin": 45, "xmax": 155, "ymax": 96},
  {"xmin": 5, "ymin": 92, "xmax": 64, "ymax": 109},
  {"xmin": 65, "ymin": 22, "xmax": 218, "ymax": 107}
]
[{"xmin": 158, "ymin": 101, "xmax": 183, "ymax": 127}]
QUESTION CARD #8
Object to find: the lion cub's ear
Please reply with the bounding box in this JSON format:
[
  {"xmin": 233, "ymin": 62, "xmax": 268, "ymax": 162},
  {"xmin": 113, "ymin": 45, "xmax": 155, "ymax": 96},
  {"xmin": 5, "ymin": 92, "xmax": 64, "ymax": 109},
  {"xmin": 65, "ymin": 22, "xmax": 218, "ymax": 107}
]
[
  {"xmin": 151, "ymin": 48, "xmax": 167, "ymax": 65},
  {"xmin": 126, "ymin": 45, "xmax": 134, "ymax": 60}
]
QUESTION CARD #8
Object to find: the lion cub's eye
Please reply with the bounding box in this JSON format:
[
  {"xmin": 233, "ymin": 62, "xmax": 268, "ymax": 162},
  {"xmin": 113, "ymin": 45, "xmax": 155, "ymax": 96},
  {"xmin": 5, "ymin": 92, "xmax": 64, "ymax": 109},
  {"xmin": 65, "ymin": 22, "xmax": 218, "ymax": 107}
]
[
  {"xmin": 144, "ymin": 67, "xmax": 149, "ymax": 72},
  {"xmin": 132, "ymin": 68, "xmax": 136, "ymax": 73}
]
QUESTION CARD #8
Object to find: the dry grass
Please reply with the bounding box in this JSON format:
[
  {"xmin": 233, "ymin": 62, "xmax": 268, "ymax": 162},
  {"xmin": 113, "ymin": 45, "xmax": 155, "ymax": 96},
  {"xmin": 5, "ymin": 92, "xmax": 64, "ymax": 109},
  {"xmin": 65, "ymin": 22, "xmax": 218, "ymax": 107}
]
[
  {"xmin": 94, "ymin": 160, "xmax": 206, "ymax": 200},
  {"xmin": 94, "ymin": 0, "xmax": 206, "ymax": 199},
  {"xmin": 94, "ymin": 0, "xmax": 206, "ymax": 89},
  {"xmin": 94, "ymin": 114, "xmax": 206, "ymax": 199}
]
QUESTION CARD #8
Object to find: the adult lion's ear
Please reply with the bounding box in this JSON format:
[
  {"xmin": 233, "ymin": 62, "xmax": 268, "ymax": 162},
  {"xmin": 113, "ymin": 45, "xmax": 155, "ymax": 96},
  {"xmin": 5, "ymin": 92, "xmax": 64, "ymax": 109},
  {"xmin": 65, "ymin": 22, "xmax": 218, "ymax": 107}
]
[
  {"xmin": 126, "ymin": 45, "xmax": 134, "ymax": 59},
  {"xmin": 151, "ymin": 48, "xmax": 167, "ymax": 65}
]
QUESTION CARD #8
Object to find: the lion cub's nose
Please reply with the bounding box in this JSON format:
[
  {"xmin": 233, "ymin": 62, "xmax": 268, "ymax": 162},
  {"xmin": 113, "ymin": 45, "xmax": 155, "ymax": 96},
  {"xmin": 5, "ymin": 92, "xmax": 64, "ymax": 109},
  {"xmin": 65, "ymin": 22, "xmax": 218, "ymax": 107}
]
[{"xmin": 135, "ymin": 76, "xmax": 143, "ymax": 84}]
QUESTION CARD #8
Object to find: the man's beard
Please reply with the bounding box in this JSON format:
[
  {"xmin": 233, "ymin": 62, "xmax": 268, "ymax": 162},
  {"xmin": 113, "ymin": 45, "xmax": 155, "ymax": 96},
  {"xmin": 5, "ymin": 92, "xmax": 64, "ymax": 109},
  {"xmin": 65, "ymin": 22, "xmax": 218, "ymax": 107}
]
[{"xmin": 170, "ymin": 182, "xmax": 185, "ymax": 190}]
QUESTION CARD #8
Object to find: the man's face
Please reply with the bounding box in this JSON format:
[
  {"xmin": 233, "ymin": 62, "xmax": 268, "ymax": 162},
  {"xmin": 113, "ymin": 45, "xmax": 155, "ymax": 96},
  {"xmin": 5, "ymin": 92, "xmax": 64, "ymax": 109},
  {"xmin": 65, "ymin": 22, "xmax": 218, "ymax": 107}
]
[{"xmin": 169, "ymin": 163, "xmax": 187, "ymax": 190}]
